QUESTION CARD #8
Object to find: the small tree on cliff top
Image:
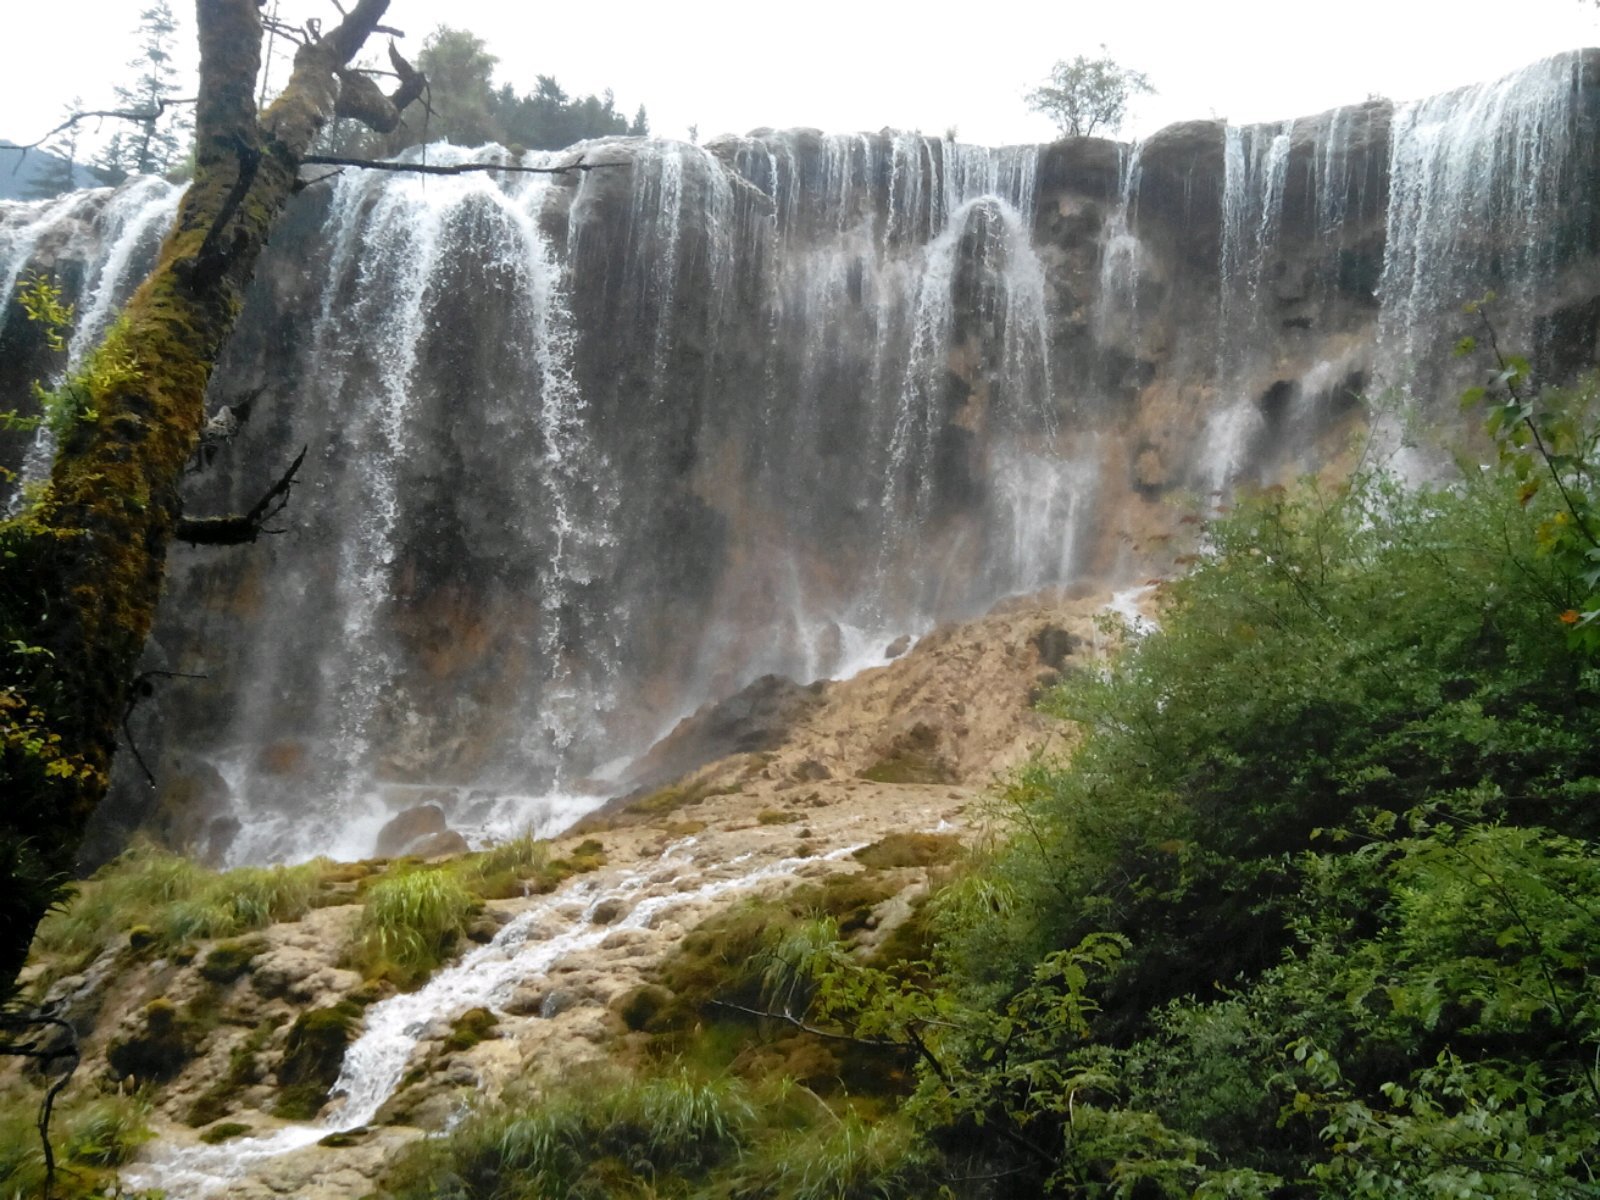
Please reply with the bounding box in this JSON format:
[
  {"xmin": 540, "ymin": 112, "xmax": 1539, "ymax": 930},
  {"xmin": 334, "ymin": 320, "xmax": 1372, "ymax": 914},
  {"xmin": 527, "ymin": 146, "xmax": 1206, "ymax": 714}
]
[{"xmin": 1027, "ymin": 48, "xmax": 1154, "ymax": 139}]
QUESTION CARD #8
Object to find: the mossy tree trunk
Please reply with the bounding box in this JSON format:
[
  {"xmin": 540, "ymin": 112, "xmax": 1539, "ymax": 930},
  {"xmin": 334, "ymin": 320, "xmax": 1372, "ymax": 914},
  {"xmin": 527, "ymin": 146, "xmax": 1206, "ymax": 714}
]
[{"xmin": 0, "ymin": 0, "xmax": 421, "ymax": 995}]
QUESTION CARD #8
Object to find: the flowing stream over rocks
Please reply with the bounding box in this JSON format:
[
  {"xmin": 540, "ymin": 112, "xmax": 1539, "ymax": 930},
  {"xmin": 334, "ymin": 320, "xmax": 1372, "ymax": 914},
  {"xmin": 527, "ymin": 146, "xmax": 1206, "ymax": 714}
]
[
  {"xmin": 121, "ymin": 839, "xmax": 866, "ymax": 1197},
  {"xmin": 1, "ymin": 53, "xmax": 1596, "ymax": 865}
]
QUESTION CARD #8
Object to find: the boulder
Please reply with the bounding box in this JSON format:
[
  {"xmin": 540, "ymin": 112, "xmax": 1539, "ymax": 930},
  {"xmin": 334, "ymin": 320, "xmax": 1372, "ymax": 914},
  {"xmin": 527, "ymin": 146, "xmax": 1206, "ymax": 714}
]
[{"xmin": 375, "ymin": 804, "xmax": 451, "ymax": 857}]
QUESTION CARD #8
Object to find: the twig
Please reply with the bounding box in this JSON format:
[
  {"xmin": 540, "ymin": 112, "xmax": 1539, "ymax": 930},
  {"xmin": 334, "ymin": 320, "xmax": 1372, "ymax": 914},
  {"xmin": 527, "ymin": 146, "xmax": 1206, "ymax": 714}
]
[
  {"xmin": 119, "ymin": 670, "xmax": 209, "ymax": 787},
  {"xmin": 1476, "ymin": 308, "xmax": 1600, "ymax": 551}
]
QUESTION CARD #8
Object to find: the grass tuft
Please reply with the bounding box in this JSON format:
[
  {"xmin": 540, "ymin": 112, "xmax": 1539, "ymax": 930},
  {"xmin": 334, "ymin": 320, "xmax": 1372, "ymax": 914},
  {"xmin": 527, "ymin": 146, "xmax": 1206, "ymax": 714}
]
[{"xmin": 348, "ymin": 868, "xmax": 477, "ymax": 988}]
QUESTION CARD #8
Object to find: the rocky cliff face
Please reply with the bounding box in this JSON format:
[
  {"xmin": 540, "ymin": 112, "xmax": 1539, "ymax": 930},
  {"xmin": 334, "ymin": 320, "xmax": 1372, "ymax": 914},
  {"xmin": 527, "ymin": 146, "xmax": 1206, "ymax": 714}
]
[{"xmin": 1, "ymin": 51, "xmax": 1596, "ymax": 864}]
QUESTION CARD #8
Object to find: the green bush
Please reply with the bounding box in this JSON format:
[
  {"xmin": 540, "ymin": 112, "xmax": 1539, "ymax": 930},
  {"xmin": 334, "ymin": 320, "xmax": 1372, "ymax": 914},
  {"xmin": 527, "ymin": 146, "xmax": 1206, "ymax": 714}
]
[{"xmin": 956, "ymin": 469, "xmax": 1600, "ymax": 1019}]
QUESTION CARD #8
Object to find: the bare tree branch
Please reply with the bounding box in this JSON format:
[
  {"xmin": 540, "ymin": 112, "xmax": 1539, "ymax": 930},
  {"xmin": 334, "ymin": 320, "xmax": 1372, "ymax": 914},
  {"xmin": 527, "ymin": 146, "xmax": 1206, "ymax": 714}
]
[
  {"xmin": 0, "ymin": 1009, "xmax": 80, "ymax": 1200},
  {"xmin": 174, "ymin": 446, "xmax": 307, "ymax": 546},
  {"xmin": 1, "ymin": 98, "xmax": 199, "ymax": 168},
  {"xmin": 301, "ymin": 154, "xmax": 627, "ymax": 176}
]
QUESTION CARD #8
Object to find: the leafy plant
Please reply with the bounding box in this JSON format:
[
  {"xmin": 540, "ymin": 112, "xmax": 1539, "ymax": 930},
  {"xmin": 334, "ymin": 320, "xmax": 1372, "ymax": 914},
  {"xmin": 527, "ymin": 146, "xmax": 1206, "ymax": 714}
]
[{"xmin": 1457, "ymin": 297, "xmax": 1600, "ymax": 651}]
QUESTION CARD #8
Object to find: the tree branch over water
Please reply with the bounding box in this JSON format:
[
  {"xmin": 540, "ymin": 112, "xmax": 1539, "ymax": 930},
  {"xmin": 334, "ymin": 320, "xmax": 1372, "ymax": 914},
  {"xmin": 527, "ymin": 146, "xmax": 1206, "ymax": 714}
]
[{"xmin": 299, "ymin": 153, "xmax": 627, "ymax": 175}]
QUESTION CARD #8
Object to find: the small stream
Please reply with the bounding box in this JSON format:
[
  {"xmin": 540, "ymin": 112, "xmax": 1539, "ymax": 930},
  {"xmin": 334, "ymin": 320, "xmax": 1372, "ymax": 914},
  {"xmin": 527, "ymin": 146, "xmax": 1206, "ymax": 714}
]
[{"xmin": 122, "ymin": 840, "xmax": 862, "ymax": 1198}]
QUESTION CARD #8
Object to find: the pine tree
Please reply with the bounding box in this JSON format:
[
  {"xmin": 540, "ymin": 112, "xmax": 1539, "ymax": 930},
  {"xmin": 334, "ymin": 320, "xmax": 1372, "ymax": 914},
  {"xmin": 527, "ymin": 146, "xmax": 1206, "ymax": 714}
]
[{"xmin": 98, "ymin": 2, "xmax": 191, "ymax": 180}]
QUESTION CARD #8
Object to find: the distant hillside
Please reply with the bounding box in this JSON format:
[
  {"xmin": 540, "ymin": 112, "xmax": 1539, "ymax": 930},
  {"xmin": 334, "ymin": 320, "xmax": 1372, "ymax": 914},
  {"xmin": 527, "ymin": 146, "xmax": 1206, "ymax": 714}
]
[{"xmin": 0, "ymin": 141, "xmax": 99, "ymax": 202}]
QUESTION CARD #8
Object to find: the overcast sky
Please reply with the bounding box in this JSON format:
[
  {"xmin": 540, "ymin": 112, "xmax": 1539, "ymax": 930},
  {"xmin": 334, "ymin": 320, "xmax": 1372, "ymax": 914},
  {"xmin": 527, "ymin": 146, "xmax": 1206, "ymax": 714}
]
[{"xmin": 4, "ymin": 0, "xmax": 1597, "ymax": 152}]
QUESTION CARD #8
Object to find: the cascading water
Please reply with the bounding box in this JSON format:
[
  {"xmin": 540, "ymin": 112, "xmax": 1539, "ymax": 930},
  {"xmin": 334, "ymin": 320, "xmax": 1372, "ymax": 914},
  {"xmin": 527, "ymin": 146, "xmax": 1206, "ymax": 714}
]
[
  {"xmin": 1095, "ymin": 141, "xmax": 1144, "ymax": 340},
  {"xmin": 1199, "ymin": 119, "xmax": 1295, "ymax": 498},
  {"xmin": 2, "ymin": 177, "xmax": 183, "ymax": 497},
  {"xmin": 0, "ymin": 52, "xmax": 1592, "ymax": 865},
  {"xmin": 122, "ymin": 840, "xmax": 867, "ymax": 1198},
  {"xmin": 1379, "ymin": 52, "xmax": 1589, "ymax": 381}
]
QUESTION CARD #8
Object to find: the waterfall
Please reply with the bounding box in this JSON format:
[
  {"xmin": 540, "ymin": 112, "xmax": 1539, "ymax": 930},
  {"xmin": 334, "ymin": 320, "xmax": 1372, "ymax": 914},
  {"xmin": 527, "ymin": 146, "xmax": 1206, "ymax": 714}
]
[
  {"xmin": 1379, "ymin": 52, "xmax": 1589, "ymax": 385},
  {"xmin": 3, "ymin": 177, "xmax": 183, "ymax": 498},
  {"xmin": 0, "ymin": 53, "xmax": 1591, "ymax": 865},
  {"xmin": 1200, "ymin": 119, "xmax": 1295, "ymax": 498},
  {"xmin": 1095, "ymin": 140, "xmax": 1144, "ymax": 339}
]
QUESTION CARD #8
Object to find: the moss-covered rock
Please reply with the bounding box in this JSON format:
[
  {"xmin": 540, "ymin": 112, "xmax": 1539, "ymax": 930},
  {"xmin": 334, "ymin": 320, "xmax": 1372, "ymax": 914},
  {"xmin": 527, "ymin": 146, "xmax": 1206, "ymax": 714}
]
[
  {"xmin": 197, "ymin": 934, "xmax": 268, "ymax": 984},
  {"xmin": 106, "ymin": 997, "xmax": 198, "ymax": 1083},
  {"xmin": 613, "ymin": 984, "xmax": 683, "ymax": 1033},
  {"xmin": 274, "ymin": 1001, "xmax": 362, "ymax": 1119},
  {"xmin": 198, "ymin": 1121, "xmax": 252, "ymax": 1145},
  {"xmin": 858, "ymin": 723, "xmax": 955, "ymax": 785},
  {"xmin": 443, "ymin": 1007, "xmax": 498, "ymax": 1052},
  {"xmin": 852, "ymin": 833, "xmax": 963, "ymax": 870}
]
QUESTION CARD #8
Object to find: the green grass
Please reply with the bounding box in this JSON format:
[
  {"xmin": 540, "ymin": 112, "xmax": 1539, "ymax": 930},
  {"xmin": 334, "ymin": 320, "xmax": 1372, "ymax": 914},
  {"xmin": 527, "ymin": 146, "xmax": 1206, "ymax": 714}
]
[
  {"xmin": 0, "ymin": 1089, "xmax": 151, "ymax": 1198},
  {"xmin": 32, "ymin": 841, "xmax": 330, "ymax": 967},
  {"xmin": 347, "ymin": 867, "xmax": 478, "ymax": 988},
  {"xmin": 378, "ymin": 1065, "xmax": 943, "ymax": 1200},
  {"xmin": 381, "ymin": 1069, "xmax": 759, "ymax": 1199}
]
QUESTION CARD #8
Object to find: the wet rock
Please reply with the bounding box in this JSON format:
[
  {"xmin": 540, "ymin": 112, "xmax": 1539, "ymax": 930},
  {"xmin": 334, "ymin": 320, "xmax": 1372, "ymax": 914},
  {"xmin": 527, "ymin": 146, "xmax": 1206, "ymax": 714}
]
[
  {"xmin": 858, "ymin": 723, "xmax": 956, "ymax": 785},
  {"xmin": 375, "ymin": 804, "xmax": 452, "ymax": 857},
  {"xmin": 255, "ymin": 740, "xmax": 308, "ymax": 776},
  {"xmin": 274, "ymin": 1002, "xmax": 362, "ymax": 1119},
  {"xmin": 792, "ymin": 758, "xmax": 831, "ymax": 782},
  {"xmin": 883, "ymin": 634, "xmax": 912, "ymax": 659},
  {"xmin": 1031, "ymin": 624, "xmax": 1082, "ymax": 670},
  {"xmin": 613, "ymin": 983, "xmax": 681, "ymax": 1033},
  {"xmin": 540, "ymin": 989, "xmax": 578, "ymax": 1019},
  {"xmin": 409, "ymin": 830, "xmax": 470, "ymax": 859},
  {"xmin": 615, "ymin": 675, "xmax": 832, "ymax": 801},
  {"xmin": 589, "ymin": 898, "xmax": 626, "ymax": 925},
  {"xmin": 106, "ymin": 998, "xmax": 198, "ymax": 1084}
]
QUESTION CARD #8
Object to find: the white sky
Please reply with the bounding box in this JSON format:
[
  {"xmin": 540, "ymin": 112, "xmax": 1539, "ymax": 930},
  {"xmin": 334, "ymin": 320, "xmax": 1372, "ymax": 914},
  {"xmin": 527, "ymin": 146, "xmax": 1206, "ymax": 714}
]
[{"xmin": 3, "ymin": 0, "xmax": 1597, "ymax": 150}]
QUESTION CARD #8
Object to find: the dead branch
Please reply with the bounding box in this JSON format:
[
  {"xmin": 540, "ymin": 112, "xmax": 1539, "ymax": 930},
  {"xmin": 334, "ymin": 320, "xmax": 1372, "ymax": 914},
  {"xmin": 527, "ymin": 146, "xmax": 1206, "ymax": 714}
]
[
  {"xmin": 301, "ymin": 154, "xmax": 628, "ymax": 176},
  {"xmin": 709, "ymin": 998, "xmax": 908, "ymax": 1048},
  {"xmin": 0, "ymin": 1009, "xmax": 80, "ymax": 1200},
  {"xmin": 119, "ymin": 669, "xmax": 208, "ymax": 787},
  {"xmin": 331, "ymin": 39, "xmax": 423, "ymax": 134},
  {"xmin": 174, "ymin": 446, "xmax": 307, "ymax": 546}
]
